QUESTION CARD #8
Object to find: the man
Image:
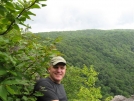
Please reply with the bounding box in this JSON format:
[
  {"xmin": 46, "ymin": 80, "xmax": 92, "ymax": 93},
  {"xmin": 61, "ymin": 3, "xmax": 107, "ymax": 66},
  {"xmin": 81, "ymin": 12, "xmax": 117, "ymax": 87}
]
[{"xmin": 34, "ymin": 56, "xmax": 67, "ymax": 101}]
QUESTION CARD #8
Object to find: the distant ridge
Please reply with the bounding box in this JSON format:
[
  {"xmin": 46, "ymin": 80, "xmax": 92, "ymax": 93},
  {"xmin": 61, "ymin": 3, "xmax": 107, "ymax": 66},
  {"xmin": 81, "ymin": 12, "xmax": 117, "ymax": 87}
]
[{"xmin": 37, "ymin": 29, "xmax": 134, "ymax": 99}]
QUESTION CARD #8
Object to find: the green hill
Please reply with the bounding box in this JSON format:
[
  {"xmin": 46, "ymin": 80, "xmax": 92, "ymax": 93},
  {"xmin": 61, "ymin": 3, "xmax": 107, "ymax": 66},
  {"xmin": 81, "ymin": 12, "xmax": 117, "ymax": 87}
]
[{"xmin": 36, "ymin": 29, "xmax": 134, "ymax": 98}]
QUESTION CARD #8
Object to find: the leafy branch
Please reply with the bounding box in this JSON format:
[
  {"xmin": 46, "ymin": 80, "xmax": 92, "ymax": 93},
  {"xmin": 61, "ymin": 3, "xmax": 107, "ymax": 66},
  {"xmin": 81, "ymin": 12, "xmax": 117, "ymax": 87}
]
[{"xmin": 0, "ymin": 0, "xmax": 46, "ymax": 35}]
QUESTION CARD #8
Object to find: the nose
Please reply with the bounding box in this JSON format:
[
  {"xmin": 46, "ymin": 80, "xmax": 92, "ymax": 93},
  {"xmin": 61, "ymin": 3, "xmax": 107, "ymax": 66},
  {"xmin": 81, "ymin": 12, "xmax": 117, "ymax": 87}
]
[{"xmin": 56, "ymin": 67, "xmax": 62, "ymax": 72}]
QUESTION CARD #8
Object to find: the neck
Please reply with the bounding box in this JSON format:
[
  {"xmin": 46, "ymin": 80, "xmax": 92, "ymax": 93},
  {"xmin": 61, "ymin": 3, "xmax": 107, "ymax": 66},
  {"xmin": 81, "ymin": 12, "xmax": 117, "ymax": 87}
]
[{"xmin": 49, "ymin": 76, "xmax": 61, "ymax": 84}]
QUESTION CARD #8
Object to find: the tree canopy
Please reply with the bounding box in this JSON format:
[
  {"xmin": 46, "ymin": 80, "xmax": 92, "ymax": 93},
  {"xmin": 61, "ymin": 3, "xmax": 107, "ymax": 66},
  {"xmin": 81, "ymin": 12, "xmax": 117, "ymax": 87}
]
[
  {"xmin": 37, "ymin": 29, "xmax": 134, "ymax": 100},
  {"xmin": 0, "ymin": 1, "xmax": 103, "ymax": 101}
]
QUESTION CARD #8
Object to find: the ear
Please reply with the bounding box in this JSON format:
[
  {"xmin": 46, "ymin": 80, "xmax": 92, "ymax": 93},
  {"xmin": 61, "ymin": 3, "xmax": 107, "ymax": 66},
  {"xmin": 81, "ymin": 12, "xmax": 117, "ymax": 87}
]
[{"xmin": 47, "ymin": 67, "xmax": 50, "ymax": 73}]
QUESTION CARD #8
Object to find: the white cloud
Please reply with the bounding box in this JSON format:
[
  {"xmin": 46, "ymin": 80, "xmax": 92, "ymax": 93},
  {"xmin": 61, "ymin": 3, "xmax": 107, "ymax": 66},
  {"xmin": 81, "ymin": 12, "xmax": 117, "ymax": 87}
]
[{"xmin": 26, "ymin": 0, "xmax": 134, "ymax": 32}]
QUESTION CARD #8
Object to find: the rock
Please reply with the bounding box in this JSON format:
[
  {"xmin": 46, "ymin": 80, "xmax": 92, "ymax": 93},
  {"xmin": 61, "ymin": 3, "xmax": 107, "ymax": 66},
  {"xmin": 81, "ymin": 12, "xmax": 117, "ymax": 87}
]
[
  {"xmin": 111, "ymin": 95, "xmax": 126, "ymax": 101},
  {"xmin": 111, "ymin": 95, "xmax": 134, "ymax": 101}
]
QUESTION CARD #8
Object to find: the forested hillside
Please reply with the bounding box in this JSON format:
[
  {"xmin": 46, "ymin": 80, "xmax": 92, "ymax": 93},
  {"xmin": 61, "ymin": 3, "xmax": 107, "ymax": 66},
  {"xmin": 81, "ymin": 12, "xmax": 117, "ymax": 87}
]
[{"xmin": 36, "ymin": 29, "xmax": 134, "ymax": 99}]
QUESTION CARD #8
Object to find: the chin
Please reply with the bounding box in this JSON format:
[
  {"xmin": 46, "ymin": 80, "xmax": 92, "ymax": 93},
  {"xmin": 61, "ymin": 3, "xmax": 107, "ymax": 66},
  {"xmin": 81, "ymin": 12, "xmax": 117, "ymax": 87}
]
[{"xmin": 55, "ymin": 78, "xmax": 62, "ymax": 81}]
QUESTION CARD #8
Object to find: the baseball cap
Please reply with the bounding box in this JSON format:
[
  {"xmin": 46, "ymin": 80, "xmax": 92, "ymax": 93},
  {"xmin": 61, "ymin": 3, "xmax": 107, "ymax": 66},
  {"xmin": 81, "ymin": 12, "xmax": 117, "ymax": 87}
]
[{"xmin": 50, "ymin": 56, "xmax": 66, "ymax": 66}]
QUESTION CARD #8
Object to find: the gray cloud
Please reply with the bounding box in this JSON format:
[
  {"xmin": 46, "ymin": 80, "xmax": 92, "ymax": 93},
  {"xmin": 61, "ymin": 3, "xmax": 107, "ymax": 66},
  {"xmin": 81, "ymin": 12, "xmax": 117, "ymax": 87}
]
[
  {"xmin": 26, "ymin": 0, "xmax": 134, "ymax": 32},
  {"xmin": 118, "ymin": 11, "xmax": 134, "ymax": 25}
]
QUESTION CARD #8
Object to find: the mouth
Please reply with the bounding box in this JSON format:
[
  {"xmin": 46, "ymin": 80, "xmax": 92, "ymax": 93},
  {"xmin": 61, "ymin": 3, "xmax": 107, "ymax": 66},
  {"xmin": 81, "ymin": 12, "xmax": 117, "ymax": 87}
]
[
  {"xmin": 55, "ymin": 74, "xmax": 62, "ymax": 76},
  {"xmin": 54, "ymin": 73, "xmax": 63, "ymax": 77}
]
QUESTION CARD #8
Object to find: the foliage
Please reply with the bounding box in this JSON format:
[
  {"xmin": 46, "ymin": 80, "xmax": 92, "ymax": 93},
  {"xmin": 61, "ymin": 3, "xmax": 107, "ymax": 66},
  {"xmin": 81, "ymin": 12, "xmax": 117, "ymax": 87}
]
[
  {"xmin": 104, "ymin": 96, "xmax": 113, "ymax": 101},
  {"xmin": 0, "ymin": 0, "xmax": 46, "ymax": 35},
  {"xmin": 63, "ymin": 65, "xmax": 102, "ymax": 101},
  {"xmin": 37, "ymin": 29, "xmax": 134, "ymax": 99},
  {"xmin": 0, "ymin": 0, "xmax": 104, "ymax": 100},
  {"xmin": 0, "ymin": 29, "xmax": 62, "ymax": 101},
  {"xmin": 0, "ymin": 0, "xmax": 61, "ymax": 101},
  {"xmin": 2, "ymin": 0, "xmax": 133, "ymax": 100}
]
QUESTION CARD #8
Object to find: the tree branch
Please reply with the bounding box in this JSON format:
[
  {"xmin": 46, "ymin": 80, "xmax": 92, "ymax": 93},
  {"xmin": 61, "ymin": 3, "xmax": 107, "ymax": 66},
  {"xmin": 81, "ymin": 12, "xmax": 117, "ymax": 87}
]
[{"xmin": 0, "ymin": 0, "xmax": 38, "ymax": 35}]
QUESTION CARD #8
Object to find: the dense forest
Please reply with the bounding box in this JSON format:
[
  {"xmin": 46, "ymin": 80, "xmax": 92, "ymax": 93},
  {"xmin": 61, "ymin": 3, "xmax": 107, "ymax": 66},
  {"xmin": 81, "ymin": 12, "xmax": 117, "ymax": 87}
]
[
  {"xmin": 1, "ymin": 0, "xmax": 134, "ymax": 100},
  {"xmin": 0, "ymin": 0, "xmax": 105, "ymax": 100},
  {"xmin": 36, "ymin": 29, "xmax": 134, "ymax": 99}
]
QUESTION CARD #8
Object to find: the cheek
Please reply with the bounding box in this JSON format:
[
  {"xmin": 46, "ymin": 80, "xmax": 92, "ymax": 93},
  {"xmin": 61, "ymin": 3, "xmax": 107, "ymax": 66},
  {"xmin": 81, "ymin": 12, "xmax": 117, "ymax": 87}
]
[{"xmin": 63, "ymin": 70, "xmax": 66, "ymax": 74}]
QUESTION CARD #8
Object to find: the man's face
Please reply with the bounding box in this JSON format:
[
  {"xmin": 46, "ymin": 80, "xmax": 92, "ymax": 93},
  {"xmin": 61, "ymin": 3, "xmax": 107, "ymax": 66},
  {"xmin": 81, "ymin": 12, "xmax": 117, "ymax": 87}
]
[{"xmin": 48, "ymin": 63, "xmax": 66, "ymax": 84}]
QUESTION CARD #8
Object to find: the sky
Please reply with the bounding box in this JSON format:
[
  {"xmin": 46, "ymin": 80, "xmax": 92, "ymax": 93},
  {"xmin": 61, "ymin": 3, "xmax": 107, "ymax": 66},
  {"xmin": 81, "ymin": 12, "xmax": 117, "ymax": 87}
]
[{"xmin": 27, "ymin": 0, "xmax": 134, "ymax": 33}]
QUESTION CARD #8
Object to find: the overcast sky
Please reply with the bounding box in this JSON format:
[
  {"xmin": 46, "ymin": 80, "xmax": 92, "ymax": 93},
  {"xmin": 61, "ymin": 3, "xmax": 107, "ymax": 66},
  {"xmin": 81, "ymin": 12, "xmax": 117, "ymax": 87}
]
[{"xmin": 27, "ymin": 0, "xmax": 134, "ymax": 33}]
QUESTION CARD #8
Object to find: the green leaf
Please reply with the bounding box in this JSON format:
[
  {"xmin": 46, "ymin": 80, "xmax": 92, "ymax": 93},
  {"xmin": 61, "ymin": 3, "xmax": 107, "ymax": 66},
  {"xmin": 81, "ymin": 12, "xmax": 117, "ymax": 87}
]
[
  {"xmin": 34, "ymin": 91, "xmax": 44, "ymax": 96},
  {"xmin": 0, "ymin": 5, "xmax": 7, "ymax": 15},
  {"xmin": 5, "ymin": 2, "xmax": 15, "ymax": 11},
  {"xmin": 41, "ymin": 4, "xmax": 47, "ymax": 7},
  {"xmin": 18, "ymin": 0, "xmax": 24, "ymax": 6},
  {"xmin": 15, "ymin": 19, "xmax": 20, "ymax": 24},
  {"xmin": 15, "ymin": 98, "xmax": 21, "ymax": 101},
  {"xmin": 6, "ymin": 85, "xmax": 16, "ymax": 95},
  {"xmin": 14, "ymin": 24, "xmax": 20, "ymax": 32},
  {"xmin": 27, "ymin": 11, "xmax": 36, "ymax": 16},
  {"xmin": 19, "ymin": 22, "xmax": 27, "ymax": 27},
  {"xmin": 9, "ymin": 71, "xmax": 17, "ymax": 76},
  {"xmin": 1, "ymin": 18, "xmax": 9, "ymax": 24},
  {"xmin": 22, "ymin": 13, "xmax": 31, "ymax": 19},
  {"xmin": 0, "ymin": 70, "xmax": 7, "ymax": 76},
  {"xmin": 15, "ymin": 3, "xmax": 23, "ymax": 10},
  {"xmin": 2, "ymin": 79, "xmax": 28, "ymax": 85},
  {"xmin": 22, "ymin": 96, "xmax": 28, "ymax": 101},
  {"xmin": 0, "ymin": 5, "xmax": 7, "ymax": 12},
  {"xmin": 0, "ymin": 85, "xmax": 8, "ymax": 101},
  {"xmin": 19, "ymin": 16, "xmax": 26, "ymax": 21},
  {"xmin": 31, "ymin": 4, "xmax": 40, "ymax": 9}
]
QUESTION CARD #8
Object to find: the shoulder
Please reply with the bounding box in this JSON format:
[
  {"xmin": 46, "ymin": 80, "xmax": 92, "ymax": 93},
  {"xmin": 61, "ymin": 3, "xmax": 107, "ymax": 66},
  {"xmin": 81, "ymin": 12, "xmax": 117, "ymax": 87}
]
[
  {"xmin": 36, "ymin": 78, "xmax": 49, "ymax": 84},
  {"xmin": 34, "ymin": 77, "xmax": 53, "ymax": 90}
]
